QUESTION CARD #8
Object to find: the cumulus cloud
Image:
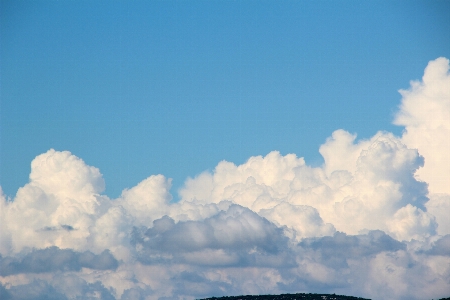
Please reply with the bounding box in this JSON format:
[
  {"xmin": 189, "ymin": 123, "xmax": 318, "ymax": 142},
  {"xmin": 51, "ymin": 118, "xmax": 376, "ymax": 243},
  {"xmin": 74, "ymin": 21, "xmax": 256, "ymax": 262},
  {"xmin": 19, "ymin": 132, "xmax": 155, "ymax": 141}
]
[
  {"xmin": 180, "ymin": 132, "xmax": 433, "ymax": 241},
  {"xmin": 298, "ymin": 230, "xmax": 406, "ymax": 269},
  {"xmin": 425, "ymin": 234, "xmax": 450, "ymax": 256},
  {"xmin": 131, "ymin": 204, "xmax": 294, "ymax": 269},
  {"xmin": 0, "ymin": 280, "xmax": 68, "ymax": 300},
  {"xmin": 394, "ymin": 57, "xmax": 450, "ymax": 194},
  {"xmin": 1, "ymin": 58, "xmax": 449, "ymax": 300},
  {"xmin": 0, "ymin": 150, "xmax": 113, "ymax": 255},
  {"xmin": 0, "ymin": 247, "xmax": 118, "ymax": 276},
  {"xmin": 0, "ymin": 278, "xmax": 117, "ymax": 300}
]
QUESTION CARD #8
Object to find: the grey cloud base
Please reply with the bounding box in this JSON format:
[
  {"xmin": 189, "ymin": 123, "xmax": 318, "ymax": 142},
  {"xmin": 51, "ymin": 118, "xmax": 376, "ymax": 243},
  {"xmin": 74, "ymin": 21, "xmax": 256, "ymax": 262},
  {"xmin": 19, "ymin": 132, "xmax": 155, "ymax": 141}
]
[
  {"xmin": 0, "ymin": 57, "xmax": 450, "ymax": 299},
  {"xmin": 3, "ymin": 231, "xmax": 447, "ymax": 299},
  {"xmin": 0, "ymin": 247, "xmax": 118, "ymax": 276}
]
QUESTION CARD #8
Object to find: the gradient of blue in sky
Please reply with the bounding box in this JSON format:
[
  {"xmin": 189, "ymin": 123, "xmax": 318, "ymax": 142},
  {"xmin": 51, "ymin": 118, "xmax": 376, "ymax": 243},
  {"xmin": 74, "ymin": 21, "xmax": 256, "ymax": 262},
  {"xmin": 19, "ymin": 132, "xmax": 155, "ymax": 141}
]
[{"xmin": 2, "ymin": 0, "xmax": 450, "ymax": 199}]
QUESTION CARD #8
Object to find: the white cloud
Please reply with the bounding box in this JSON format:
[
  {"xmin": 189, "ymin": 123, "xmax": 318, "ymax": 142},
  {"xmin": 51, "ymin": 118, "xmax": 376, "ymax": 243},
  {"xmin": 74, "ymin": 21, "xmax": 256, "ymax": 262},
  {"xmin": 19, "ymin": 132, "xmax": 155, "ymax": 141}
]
[
  {"xmin": 117, "ymin": 175, "xmax": 172, "ymax": 226},
  {"xmin": 1, "ymin": 58, "xmax": 450, "ymax": 300},
  {"xmin": 259, "ymin": 202, "xmax": 335, "ymax": 240},
  {"xmin": 179, "ymin": 151, "xmax": 303, "ymax": 207},
  {"xmin": 387, "ymin": 204, "xmax": 437, "ymax": 241},
  {"xmin": 425, "ymin": 194, "xmax": 450, "ymax": 235},
  {"xmin": 394, "ymin": 57, "xmax": 450, "ymax": 194},
  {"xmin": 180, "ymin": 132, "xmax": 432, "ymax": 241},
  {"xmin": 29, "ymin": 149, "xmax": 105, "ymax": 198},
  {"xmin": 0, "ymin": 150, "xmax": 113, "ymax": 255}
]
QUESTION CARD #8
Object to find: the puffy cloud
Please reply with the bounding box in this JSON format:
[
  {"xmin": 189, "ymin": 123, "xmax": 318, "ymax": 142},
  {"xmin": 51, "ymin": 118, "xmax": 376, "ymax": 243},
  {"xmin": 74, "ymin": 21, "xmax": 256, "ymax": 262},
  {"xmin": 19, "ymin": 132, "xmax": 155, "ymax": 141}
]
[
  {"xmin": 117, "ymin": 175, "xmax": 173, "ymax": 225},
  {"xmin": 426, "ymin": 234, "xmax": 450, "ymax": 256},
  {"xmin": 87, "ymin": 205, "xmax": 134, "ymax": 261},
  {"xmin": 1, "ymin": 58, "xmax": 450, "ymax": 300},
  {"xmin": 387, "ymin": 204, "xmax": 436, "ymax": 241},
  {"xmin": 120, "ymin": 287, "xmax": 149, "ymax": 300},
  {"xmin": 259, "ymin": 203, "xmax": 336, "ymax": 240},
  {"xmin": 319, "ymin": 129, "xmax": 370, "ymax": 176},
  {"xmin": 179, "ymin": 151, "xmax": 303, "ymax": 207},
  {"xmin": 320, "ymin": 132, "xmax": 431, "ymax": 238},
  {"xmin": 0, "ymin": 247, "xmax": 118, "ymax": 276},
  {"xmin": 180, "ymin": 132, "xmax": 432, "ymax": 241},
  {"xmin": 366, "ymin": 249, "xmax": 450, "ymax": 300},
  {"xmin": 9, "ymin": 278, "xmax": 117, "ymax": 300},
  {"xmin": 170, "ymin": 271, "xmax": 233, "ymax": 298},
  {"xmin": 131, "ymin": 205, "xmax": 294, "ymax": 268},
  {"xmin": 0, "ymin": 280, "xmax": 68, "ymax": 300},
  {"xmin": 394, "ymin": 57, "xmax": 450, "ymax": 194},
  {"xmin": 298, "ymin": 231, "xmax": 406, "ymax": 269},
  {"xmin": 0, "ymin": 149, "xmax": 112, "ymax": 255},
  {"xmin": 29, "ymin": 149, "xmax": 105, "ymax": 199},
  {"xmin": 425, "ymin": 193, "xmax": 450, "ymax": 236}
]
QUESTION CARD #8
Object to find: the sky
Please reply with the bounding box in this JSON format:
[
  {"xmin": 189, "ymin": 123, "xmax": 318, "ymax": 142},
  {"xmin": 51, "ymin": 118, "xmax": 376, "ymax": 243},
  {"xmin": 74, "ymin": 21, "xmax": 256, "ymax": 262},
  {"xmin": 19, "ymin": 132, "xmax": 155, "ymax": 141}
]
[{"xmin": 0, "ymin": 1, "xmax": 450, "ymax": 300}]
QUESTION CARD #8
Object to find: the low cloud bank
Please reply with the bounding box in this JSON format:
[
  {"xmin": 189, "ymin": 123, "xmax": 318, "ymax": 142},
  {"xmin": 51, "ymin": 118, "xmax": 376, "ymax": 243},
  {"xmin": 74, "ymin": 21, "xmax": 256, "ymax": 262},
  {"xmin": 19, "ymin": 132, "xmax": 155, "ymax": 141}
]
[
  {"xmin": 1, "ymin": 58, "xmax": 449, "ymax": 299},
  {"xmin": 0, "ymin": 247, "xmax": 118, "ymax": 276}
]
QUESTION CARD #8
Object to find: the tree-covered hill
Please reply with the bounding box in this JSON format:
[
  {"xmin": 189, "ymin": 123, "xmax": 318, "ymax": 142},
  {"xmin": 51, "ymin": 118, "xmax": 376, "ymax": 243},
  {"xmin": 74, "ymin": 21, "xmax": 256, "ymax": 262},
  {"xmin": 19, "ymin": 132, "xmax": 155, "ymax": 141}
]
[
  {"xmin": 199, "ymin": 293, "xmax": 369, "ymax": 300},
  {"xmin": 199, "ymin": 293, "xmax": 450, "ymax": 300}
]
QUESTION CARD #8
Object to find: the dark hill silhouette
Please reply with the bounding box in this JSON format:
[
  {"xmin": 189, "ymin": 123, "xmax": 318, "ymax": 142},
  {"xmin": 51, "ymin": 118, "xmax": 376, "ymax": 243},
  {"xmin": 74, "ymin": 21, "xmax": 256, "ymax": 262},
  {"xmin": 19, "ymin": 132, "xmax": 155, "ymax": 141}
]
[
  {"xmin": 199, "ymin": 293, "xmax": 369, "ymax": 300},
  {"xmin": 199, "ymin": 293, "xmax": 450, "ymax": 300}
]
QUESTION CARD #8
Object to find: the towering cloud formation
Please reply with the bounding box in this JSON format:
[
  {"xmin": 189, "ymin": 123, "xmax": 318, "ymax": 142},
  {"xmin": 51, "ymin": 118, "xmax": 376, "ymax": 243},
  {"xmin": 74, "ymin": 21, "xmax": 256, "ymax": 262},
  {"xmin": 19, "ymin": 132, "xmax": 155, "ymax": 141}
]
[
  {"xmin": 394, "ymin": 57, "xmax": 450, "ymax": 195},
  {"xmin": 1, "ymin": 58, "xmax": 449, "ymax": 300}
]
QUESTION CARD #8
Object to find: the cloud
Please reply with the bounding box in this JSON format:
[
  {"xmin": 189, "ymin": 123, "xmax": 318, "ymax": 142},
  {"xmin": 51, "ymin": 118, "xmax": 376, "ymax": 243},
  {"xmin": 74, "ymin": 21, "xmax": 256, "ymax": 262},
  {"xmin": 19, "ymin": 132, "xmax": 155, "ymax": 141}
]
[
  {"xmin": 0, "ymin": 280, "xmax": 68, "ymax": 300},
  {"xmin": 425, "ymin": 194, "xmax": 450, "ymax": 235},
  {"xmin": 0, "ymin": 149, "xmax": 112, "ymax": 255},
  {"xmin": 0, "ymin": 279, "xmax": 118, "ymax": 300},
  {"xmin": 170, "ymin": 271, "xmax": 233, "ymax": 298},
  {"xmin": 394, "ymin": 57, "xmax": 450, "ymax": 194},
  {"xmin": 120, "ymin": 287, "xmax": 150, "ymax": 300},
  {"xmin": 259, "ymin": 202, "xmax": 336, "ymax": 240},
  {"xmin": 298, "ymin": 230, "xmax": 406, "ymax": 269},
  {"xmin": 179, "ymin": 132, "xmax": 433, "ymax": 241},
  {"xmin": 1, "ymin": 58, "xmax": 450, "ymax": 300},
  {"xmin": 0, "ymin": 247, "xmax": 118, "ymax": 276},
  {"xmin": 29, "ymin": 149, "xmax": 105, "ymax": 199},
  {"xmin": 131, "ymin": 204, "xmax": 294, "ymax": 268},
  {"xmin": 387, "ymin": 204, "xmax": 437, "ymax": 241},
  {"xmin": 117, "ymin": 175, "xmax": 173, "ymax": 226},
  {"xmin": 426, "ymin": 234, "xmax": 450, "ymax": 256}
]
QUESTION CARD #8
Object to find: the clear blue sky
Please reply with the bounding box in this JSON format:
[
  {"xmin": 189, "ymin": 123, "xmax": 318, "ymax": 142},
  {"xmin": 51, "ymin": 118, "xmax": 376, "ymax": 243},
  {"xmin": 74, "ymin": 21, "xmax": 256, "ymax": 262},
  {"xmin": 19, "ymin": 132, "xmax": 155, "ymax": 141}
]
[{"xmin": 1, "ymin": 0, "xmax": 449, "ymax": 199}]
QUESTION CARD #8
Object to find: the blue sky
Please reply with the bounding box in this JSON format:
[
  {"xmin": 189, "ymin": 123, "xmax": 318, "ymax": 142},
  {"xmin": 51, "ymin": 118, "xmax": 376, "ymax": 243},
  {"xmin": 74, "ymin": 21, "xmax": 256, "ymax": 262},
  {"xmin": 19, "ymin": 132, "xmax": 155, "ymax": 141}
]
[
  {"xmin": 1, "ymin": 2, "xmax": 450, "ymax": 299},
  {"xmin": 2, "ymin": 1, "xmax": 449, "ymax": 198}
]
